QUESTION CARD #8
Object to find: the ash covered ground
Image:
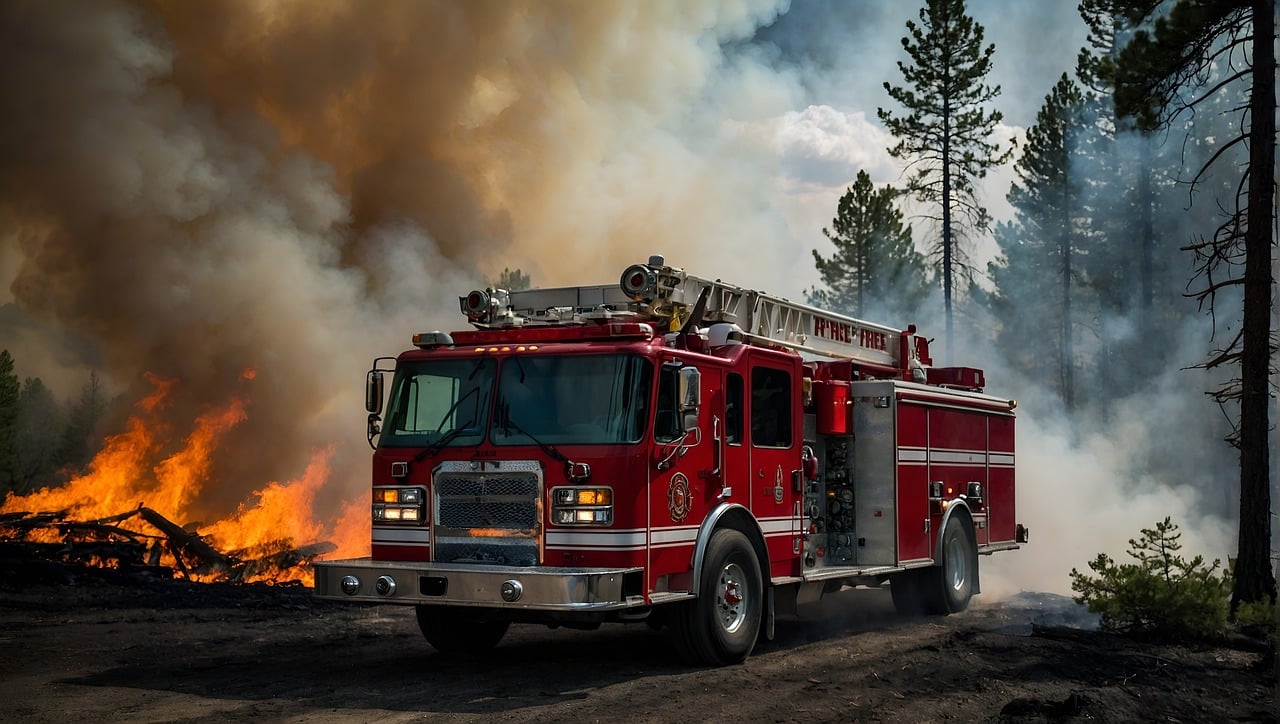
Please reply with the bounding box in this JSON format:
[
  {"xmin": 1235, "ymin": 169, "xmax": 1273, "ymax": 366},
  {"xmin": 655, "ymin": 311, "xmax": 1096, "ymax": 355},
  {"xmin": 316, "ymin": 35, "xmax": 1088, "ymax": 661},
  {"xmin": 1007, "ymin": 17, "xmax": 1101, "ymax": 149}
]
[{"xmin": 0, "ymin": 566, "xmax": 1273, "ymax": 723}]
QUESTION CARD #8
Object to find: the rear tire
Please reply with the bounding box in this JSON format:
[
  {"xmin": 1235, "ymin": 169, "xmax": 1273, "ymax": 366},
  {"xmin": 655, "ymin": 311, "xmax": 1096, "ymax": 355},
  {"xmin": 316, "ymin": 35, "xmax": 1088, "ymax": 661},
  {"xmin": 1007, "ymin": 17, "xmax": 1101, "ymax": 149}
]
[
  {"xmin": 923, "ymin": 517, "xmax": 977, "ymax": 614},
  {"xmin": 669, "ymin": 528, "xmax": 763, "ymax": 666},
  {"xmin": 889, "ymin": 569, "xmax": 926, "ymax": 616},
  {"xmin": 415, "ymin": 606, "xmax": 509, "ymax": 653}
]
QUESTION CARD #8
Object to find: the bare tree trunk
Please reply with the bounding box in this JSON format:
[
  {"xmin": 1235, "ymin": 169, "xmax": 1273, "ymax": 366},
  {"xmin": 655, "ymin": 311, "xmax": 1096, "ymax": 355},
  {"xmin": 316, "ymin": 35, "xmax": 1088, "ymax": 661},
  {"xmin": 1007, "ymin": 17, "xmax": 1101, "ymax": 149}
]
[
  {"xmin": 1231, "ymin": 0, "xmax": 1276, "ymax": 612},
  {"xmin": 942, "ymin": 109, "xmax": 954, "ymax": 363},
  {"xmin": 1061, "ymin": 134, "xmax": 1075, "ymax": 411}
]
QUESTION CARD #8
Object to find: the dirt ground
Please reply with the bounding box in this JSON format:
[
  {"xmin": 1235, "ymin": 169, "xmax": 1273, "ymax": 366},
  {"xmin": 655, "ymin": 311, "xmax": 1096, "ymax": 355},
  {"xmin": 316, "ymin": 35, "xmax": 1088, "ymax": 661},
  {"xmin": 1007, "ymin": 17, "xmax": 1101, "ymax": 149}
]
[{"xmin": 0, "ymin": 569, "xmax": 1274, "ymax": 723}]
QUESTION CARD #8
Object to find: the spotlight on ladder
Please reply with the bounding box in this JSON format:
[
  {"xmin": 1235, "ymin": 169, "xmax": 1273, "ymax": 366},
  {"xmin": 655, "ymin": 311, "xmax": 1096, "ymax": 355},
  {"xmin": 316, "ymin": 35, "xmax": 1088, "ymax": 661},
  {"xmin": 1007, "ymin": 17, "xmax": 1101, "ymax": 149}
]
[
  {"xmin": 460, "ymin": 289, "xmax": 492, "ymax": 322},
  {"xmin": 620, "ymin": 264, "xmax": 658, "ymax": 302}
]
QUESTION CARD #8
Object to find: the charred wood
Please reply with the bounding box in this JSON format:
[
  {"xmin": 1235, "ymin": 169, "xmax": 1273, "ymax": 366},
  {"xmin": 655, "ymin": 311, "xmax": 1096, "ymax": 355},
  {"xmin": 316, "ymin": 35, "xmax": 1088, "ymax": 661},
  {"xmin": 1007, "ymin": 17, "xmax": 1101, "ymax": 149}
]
[
  {"xmin": 0, "ymin": 508, "xmax": 332, "ymax": 587},
  {"xmin": 137, "ymin": 506, "xmax": 233, "ymax": 575}
]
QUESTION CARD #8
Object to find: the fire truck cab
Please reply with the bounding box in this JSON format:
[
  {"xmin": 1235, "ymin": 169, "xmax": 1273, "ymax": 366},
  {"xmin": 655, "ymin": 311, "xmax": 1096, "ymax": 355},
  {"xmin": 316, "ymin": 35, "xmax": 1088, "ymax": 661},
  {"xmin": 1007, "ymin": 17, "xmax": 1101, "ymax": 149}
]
[{"xmin": 314, "ymin": 255, "xmax": 1026, "ymax": 665}]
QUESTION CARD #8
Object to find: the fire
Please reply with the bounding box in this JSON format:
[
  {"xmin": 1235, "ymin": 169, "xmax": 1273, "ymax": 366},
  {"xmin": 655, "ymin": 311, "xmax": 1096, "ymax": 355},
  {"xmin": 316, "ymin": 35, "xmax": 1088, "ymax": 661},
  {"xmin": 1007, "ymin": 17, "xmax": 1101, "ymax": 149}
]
[
  {"xmin": 468, "ymin": 527, "xmax": 533, "ymax": 538},
  {"xmin": 1, "ymin": 374, "xmax": 368, "ymax": 586}
]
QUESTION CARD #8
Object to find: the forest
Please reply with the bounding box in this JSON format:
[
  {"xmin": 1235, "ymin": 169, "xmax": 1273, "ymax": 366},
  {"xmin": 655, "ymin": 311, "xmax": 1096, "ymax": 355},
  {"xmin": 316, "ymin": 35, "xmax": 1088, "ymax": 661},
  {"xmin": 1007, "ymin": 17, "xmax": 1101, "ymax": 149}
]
[
  {"xmin": 0, "ymin": 350, "xmax": 108, "ymax": 499},
  {"xmin": 804, "ymin": 0, "xmax": 1275, "ymax": 609}
]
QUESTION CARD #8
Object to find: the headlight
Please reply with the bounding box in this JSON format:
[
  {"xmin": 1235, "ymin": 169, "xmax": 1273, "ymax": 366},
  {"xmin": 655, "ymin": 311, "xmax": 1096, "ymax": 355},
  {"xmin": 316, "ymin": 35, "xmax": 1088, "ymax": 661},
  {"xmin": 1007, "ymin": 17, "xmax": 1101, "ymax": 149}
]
[
  {"xmin": 551, "ymin": 486, "xmax": 614, "ymax": 526},
  {"xmin": 372, "ymin": 487, "xmax": 427, "ymax": 524}
]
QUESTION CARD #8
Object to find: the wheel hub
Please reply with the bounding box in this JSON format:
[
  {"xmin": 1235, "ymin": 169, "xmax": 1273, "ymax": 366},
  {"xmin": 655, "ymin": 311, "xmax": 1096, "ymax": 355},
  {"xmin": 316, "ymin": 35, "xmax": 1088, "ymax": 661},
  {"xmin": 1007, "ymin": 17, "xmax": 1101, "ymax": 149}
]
[{"xmin": 717, "ymin": 563, "xmax": 748, "ymax": 633}]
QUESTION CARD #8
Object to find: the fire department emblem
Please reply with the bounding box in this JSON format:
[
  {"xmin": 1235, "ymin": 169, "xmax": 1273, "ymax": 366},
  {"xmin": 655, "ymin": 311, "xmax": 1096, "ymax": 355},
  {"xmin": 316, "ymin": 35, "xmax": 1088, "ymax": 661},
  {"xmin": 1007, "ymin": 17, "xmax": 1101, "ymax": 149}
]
[{"xmin": 667, "ymin": 473, "xmax": 691, "ymax": 522}]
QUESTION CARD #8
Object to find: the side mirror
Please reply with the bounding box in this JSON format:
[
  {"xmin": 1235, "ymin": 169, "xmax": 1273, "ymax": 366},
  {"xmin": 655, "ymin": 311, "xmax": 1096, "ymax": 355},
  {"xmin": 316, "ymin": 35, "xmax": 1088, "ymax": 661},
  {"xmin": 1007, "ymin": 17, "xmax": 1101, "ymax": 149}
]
[
  {"xmin": 677, "ymin": 367, "xmax": 701, "ymax": 430},
  {"xmin": 365, "ymin": 370, "xmax": 384, "ymax": 414}
]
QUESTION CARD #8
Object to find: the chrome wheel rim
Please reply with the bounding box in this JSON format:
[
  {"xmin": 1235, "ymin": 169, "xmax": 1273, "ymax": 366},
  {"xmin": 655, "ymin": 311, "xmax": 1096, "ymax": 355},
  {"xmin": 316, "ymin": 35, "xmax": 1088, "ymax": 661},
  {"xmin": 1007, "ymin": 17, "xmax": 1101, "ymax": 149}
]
[
  {"xmin": 717, "ymin": 562, "xmax": 748, "ymax": 633},
  {"xmin": 945, "ymin": 533, "xmax": 968, "ymax": 593}
]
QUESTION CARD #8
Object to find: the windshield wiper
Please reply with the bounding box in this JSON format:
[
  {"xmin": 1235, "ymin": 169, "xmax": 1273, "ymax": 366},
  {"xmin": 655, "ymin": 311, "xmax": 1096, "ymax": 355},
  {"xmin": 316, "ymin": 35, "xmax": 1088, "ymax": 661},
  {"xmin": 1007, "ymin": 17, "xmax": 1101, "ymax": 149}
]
[
  {"xmin": 411, "ymin": 420, "xmax": 477, "ymax": 464},
  {"xmin": 408, "ymin": 386, "xmax": 484, "ymax": 468}
]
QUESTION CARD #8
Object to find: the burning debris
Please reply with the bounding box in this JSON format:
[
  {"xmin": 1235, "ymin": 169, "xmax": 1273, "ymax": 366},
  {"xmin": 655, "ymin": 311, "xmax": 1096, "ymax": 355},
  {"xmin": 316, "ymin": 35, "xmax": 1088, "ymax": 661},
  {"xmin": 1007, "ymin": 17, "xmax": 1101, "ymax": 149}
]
[
  {"xmin": 0, "ymin": 505, "xmax": 335, "ymax": 586},
  {"xmin": 0, "ymin": 374, "xmax": 367, "ymax": 589}
]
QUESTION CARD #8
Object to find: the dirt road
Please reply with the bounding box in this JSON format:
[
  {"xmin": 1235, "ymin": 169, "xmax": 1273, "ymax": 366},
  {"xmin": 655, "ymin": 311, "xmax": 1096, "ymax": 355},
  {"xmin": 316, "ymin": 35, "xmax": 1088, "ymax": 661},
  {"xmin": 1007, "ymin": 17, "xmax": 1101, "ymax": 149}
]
[{"xmin": 0, "ymin": 577, "xmax": 1273, "ymax": 723}]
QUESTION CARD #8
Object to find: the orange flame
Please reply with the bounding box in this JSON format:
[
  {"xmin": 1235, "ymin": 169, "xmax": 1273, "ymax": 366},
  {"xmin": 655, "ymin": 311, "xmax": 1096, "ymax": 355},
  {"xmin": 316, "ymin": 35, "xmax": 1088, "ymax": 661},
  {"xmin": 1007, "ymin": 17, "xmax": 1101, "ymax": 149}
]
[{"xmin": 1, "ymin": 374, "xmax": 368, "ymax": 586}]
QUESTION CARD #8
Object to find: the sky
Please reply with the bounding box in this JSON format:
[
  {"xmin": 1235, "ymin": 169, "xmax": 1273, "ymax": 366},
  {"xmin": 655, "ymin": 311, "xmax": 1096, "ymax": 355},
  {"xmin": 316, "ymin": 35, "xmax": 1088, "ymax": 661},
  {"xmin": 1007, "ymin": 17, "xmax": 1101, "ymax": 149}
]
[
  {"xmin": 759, "ymin": 0, "xmax": 1087, "ymax": 270},
  {"xmin": 0, "ymin": 1, "xmax": 1252, "ymax": 593}
]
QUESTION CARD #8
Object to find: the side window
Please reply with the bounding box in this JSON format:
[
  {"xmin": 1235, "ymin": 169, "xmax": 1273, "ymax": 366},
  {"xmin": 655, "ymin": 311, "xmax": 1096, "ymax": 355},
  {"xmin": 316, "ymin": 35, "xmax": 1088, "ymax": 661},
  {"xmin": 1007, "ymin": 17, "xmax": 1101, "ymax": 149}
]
[
  {"xmin": 750, "ymin": 366, "xmax": 791, "ymax": 448},
  {"xmin": 653, "ymin": 364, "xmax": 680, "ymax": 442},
  {"xmin": 725, "ymin": 373, "xmax": 743, "ymax": 445}
]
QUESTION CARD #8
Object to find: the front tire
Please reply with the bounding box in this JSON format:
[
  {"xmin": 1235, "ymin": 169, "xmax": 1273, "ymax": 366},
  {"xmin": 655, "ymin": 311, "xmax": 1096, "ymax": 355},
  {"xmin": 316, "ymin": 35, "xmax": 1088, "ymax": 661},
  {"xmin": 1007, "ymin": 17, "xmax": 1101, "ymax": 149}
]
[
  {"xmin": 669, "ymin": 528, "xmax": 763, "ymax": 666},
  {"xmin": 415, "ymin": 606, "xmax": 510, "ymax": 653}
]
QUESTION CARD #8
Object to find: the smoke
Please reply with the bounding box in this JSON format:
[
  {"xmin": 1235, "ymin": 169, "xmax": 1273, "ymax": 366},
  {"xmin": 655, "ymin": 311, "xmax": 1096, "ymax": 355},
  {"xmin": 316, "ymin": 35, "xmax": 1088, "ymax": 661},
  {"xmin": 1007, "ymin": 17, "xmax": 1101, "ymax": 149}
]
[
  {"xmin": 980, "ymin": 363, "xmax": 1239, "ymax": 598},
  {"xmin": 0, "ymin": 0, "xmax": 806, "ymax": 520},
  {"xmin": 0, "ymin": 1, "xmax": 1256, "ymax": 593}
]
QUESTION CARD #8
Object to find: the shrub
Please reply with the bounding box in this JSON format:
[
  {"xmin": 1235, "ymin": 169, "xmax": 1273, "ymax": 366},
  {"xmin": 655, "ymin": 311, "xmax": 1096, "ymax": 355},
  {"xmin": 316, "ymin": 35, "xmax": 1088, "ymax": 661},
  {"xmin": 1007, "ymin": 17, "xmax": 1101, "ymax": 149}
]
[
  {"xmin": 1233, "ymin": 598, "xmax": 1276, "ymax": 632},
  {"xmin": 1069, "ymin": 517, "xmax": 1229, "ymax": 641}
]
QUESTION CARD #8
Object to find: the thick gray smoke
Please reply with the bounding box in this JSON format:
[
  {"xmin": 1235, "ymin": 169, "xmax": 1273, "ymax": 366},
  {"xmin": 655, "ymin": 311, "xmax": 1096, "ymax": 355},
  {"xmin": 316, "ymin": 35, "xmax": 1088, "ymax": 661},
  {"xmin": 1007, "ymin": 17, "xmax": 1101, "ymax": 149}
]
[{"xmin": 0, "ymin": 0, "xmax": 1252, "ymax": 588}]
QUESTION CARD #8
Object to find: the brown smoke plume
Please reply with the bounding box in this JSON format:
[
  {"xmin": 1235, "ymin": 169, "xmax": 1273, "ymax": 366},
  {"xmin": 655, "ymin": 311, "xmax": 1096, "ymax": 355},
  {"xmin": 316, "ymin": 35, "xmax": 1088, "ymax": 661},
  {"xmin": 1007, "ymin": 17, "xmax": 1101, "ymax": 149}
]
[{"xmin": 0, "ymin": 0, "xmax": 797, "ymax": 520}]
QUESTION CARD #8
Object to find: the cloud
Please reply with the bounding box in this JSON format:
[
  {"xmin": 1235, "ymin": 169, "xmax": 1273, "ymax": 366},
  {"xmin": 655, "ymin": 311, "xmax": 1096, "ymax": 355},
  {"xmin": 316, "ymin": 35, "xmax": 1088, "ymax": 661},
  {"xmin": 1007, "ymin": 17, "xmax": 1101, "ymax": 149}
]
[{"xmin": 772, "ymin": 105, "xmax": 897, "ymax": 187}]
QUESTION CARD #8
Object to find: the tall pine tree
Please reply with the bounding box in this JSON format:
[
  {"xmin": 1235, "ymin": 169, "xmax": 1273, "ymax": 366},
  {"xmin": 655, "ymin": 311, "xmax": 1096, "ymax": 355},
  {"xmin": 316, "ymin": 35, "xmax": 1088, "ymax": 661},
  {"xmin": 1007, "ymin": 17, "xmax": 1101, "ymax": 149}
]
[
  {"xmin": 1075, "ymin": 0, "xmax": 1185, "ymax": 396},
  {"xmin": 15, "ymin": 377, "xmax": 62, "ymax": 493},
  {"xmin": 878, "ymin": 0, "xmax": 1013, "ymax": 360},
  {"xmin": 807, "ymin": 170, "xmax": 930, "ymax": 320},
  {"xmin": 989, "ymin": 75, "xmax": 1087, "ymax": 409},
  {"xmin": 58, "ymin": 370, "xmax": 105, "ymax": 473},
  {"xmin": 1113, "ymin": 0, "xmax": 1275, "ymax": 612}
]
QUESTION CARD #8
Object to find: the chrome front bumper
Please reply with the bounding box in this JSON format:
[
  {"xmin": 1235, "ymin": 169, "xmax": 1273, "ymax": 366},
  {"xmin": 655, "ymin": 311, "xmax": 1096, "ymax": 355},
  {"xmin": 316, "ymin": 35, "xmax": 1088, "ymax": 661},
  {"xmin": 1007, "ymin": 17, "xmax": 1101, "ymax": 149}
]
[{"xmin": 313, "ymin": 558, "xmax": 644, "ymax": 610}]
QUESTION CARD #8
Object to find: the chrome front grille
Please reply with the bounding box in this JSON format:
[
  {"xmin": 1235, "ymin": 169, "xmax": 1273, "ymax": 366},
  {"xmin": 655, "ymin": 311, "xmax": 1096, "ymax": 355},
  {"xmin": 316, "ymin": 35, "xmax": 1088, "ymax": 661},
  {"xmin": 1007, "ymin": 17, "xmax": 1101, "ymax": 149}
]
[
  {"xmin": 436, "ymin": 475, "xmax": 540, "ymax": 529},
  {"xmin": 432, "ymin": 460, "xmax": 542, "ymax": 566}
]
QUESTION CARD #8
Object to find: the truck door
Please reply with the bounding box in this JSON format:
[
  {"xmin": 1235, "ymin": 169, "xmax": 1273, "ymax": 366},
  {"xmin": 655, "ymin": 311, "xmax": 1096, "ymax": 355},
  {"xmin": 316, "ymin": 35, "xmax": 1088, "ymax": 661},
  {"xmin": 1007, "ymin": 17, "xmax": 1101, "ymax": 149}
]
[
  {"xmin": 746, "ymin": 356, "xmax": 801, "ymax": 576},
  {"xmin": 717, "ymin": 370, "xmax": 745, "ymax": 499}
]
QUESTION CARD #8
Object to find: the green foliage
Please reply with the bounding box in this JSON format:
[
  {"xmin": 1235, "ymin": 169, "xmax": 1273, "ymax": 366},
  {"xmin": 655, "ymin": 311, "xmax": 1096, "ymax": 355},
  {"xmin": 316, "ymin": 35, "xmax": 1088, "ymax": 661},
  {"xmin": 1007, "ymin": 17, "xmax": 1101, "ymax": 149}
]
[
  {"xmin": 0, "ymin": 351, "xmax": 107, "ymax": 495},
  {"xmin": 15, "ymin": 377, "xmax": 64, "ymax": 494},
  {"xmin": 492, "ymin": 267, "xmax": 532, "ymax": 291},
  {"xmin": 988, "ymin": 74, "xmax": 1086, "ymax": 410},
  {"xmin": 879, "ymin": 0, "xmax": 1013, "ymax": 206},
  {"xmin": 1111, "ymin": 0, "xmax": 1243, "ymax": 131},
  {"xmin": 1109, "ymin": 0, "xmax": 1276, "ymax": 611},
  {"xmin": 807, "ymin": 170, "xmax": 930, "ymax": 319},
  {"xmin": 1070, "ymin": 517, "xmax": 1230, "ymax": 640},
  {"xmin": 1231, "ymin": 597, "xmax": 1277, "ymax": 642},
  {"xmin": 877, "ymin": 0, "xmax": 1014, "ymax": 357}
]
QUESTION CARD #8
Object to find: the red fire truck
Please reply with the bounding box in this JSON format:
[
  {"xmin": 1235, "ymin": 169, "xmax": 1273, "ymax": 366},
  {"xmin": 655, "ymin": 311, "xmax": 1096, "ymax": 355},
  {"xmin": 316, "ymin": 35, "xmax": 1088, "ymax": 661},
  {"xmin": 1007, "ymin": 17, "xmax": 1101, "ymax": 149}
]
[{"xmin": 314, "ymin": 255, "xmax": 1026, "ymax": 665}]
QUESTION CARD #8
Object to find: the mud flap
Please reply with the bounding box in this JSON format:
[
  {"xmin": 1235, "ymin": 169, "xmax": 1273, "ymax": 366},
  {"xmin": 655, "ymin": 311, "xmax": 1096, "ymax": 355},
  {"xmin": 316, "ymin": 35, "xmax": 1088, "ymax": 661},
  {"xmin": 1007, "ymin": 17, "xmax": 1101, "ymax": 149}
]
[{"xmin": 765, "ymin": 585, "xmax": 776, "ymax": 641}]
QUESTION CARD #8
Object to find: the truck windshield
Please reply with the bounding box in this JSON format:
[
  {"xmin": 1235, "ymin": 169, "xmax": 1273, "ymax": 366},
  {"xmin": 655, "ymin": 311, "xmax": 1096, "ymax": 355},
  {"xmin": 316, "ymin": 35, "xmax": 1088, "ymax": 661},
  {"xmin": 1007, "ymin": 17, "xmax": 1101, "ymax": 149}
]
[
  {"xmin": 380, "ymin": 358, "xmax": 497, "ymax": 448},
  {"xmin": 492, "ymin": 354, "xmax": 652, "ymax": 445}
]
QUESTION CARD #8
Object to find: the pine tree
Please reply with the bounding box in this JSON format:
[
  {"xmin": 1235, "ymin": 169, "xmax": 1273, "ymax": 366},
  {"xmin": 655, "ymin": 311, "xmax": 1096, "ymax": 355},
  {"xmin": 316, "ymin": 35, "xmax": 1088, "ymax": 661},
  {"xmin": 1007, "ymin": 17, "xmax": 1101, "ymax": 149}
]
[
  {"xmin": 878, "ymin": 0, "xmax": 1014, "ymax": 360},
  {"xmin": 1113, "ymin": 0, "xmax": 1275, "ymax": 612},
  {"xmin": 492, "ymin": 268, "xmax": 532, "ymax": 291},
  {"xmin": 807, "ymin": 170, "xmax": 930, "ymax": 320},
  {"xmin": 1075, "ymin": 0, "xmax": 1180, "ymax": 395},
  {"xmin": 15, "ymin": 377, "xmax": 63, "ymax": 493},
  {"xmin": 984, "ymin": 222, "xmax": 1053, "ymax": 381},
  {"xmin": 0, "ymin": 350, "xmax": 19, "ymax": 495},
  {"xmin": 58, "ymin": 370, "xmax": 105, "ymax": 473},
  {"xmin": 989, "ymin": 75, "xmax": 1086, "ymax": 408}
]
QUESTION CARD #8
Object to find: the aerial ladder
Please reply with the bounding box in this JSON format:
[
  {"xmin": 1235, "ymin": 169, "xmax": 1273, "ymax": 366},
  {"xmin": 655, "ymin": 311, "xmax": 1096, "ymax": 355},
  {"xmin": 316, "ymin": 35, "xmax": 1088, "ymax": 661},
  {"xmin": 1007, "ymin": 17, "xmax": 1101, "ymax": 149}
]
[{"xmin": 458, "ymin": 254, "xmax": 983, "ymax": 391}]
